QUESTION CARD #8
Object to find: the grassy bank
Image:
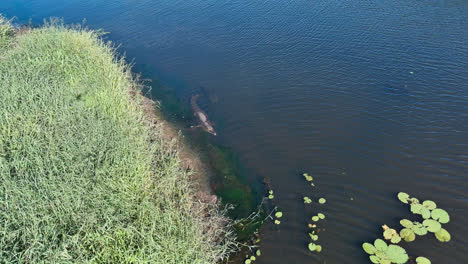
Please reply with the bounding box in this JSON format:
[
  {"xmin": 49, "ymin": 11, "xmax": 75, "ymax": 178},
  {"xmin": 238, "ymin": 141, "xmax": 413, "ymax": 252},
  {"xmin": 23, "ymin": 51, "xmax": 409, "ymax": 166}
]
[{"xmin": 0, "ymin": 16, "xmax": 234, "ymax": 263}]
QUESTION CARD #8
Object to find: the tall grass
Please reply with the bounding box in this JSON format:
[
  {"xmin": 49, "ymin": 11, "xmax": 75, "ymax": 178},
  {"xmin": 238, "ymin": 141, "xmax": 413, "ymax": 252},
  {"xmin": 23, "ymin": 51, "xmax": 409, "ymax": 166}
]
[{"xmin": 0, "ymin": 17, "xmax": 234, "ymax": 263}]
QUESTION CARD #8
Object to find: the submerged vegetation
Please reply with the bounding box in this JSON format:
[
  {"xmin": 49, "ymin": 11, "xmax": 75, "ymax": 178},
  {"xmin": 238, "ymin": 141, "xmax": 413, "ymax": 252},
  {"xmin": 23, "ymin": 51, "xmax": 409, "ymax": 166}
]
[
  {"xmin": 0, "ymin": 16, "xmax": 235, "ymax": 263},
  {"xmin": 362, "ymin": 192, "xmax": 452, "ymax": 264}
]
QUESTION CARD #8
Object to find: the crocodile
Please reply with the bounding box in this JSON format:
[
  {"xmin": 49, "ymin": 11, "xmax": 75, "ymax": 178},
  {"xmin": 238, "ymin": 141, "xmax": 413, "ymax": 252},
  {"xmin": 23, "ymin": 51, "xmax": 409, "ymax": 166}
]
[{"xmin": 191, "ymin": 94, "xmax": 217, "ymax": 136}]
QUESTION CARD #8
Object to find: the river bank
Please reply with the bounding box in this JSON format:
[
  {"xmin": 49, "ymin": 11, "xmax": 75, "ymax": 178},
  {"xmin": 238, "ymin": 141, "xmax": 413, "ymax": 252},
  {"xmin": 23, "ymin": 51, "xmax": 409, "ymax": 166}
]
[{"xmin": 0, "ymin": 16, "xmax": 237, "ymax": 263}]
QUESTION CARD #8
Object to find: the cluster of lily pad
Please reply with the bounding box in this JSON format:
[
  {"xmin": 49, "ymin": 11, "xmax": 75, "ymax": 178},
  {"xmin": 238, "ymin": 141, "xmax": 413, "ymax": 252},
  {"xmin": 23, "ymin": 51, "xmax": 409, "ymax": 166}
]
[
  {"xmin": 362, "ymin": 192, "xmax": 452, "ymax": 264},
  {"xmin": 302, "ymin": 173, "xmax": 326, "ymax": 253},
  {"xmin": 244, "ymin": 249, "xmax": 261, "ymax": 264},
  {"xmin": 362, "ymin": 239, "xmax": 408, "ymax": 264},
  {"xmin": 397, "ymin": 192, "xmax": 451, "ymax": 243}
]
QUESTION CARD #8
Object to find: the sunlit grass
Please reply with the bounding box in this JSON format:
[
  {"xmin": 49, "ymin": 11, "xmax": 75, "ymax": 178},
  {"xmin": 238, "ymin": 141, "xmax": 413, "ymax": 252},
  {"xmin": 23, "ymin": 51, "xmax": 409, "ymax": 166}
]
[{"xmin": 0, "ymin": 16, "xmax": 234, "ymax": 263}]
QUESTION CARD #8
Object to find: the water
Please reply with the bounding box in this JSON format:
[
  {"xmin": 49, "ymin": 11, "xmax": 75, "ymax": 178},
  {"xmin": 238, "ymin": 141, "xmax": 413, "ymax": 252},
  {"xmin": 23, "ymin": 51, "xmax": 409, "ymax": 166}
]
[{"xmin": 2, "ymin": 0, "xmax": 467, "ymax": 263}]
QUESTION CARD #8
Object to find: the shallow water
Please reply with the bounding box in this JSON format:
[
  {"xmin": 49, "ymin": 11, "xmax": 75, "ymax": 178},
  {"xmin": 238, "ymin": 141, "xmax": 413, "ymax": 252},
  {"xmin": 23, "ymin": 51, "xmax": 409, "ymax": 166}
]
[{"xmin": 2, "ymin": 0, "xmax": 467, "ymax": 263}]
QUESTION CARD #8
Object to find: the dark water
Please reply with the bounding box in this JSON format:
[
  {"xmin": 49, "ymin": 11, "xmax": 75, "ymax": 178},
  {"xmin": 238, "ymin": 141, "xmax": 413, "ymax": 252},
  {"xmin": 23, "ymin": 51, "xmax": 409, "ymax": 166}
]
[{"xmin": 2, "ymin": 0, "xmax": 467, "ymax": 263}]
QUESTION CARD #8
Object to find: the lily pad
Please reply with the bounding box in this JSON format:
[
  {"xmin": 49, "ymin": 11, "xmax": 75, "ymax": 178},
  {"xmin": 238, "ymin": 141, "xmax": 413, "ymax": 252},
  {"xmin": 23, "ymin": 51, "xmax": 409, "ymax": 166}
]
[
  {"xmin": 423, "ymin": 219, "xmax": 441, "ymax": 233},
  {"xmin": 362, "ymin": 243, "xmax": 376, "ymax": 254},
  {"xmin": 316, "ymin": 245, "xmax": 322, "ymax": 252},
  {"xmin": 274, "ymin": 219, "xmax": 281, "ymax": 225},
  {"xmin": 431, "ymin": 208, "xmax": 450, "ymax": 224},
  {"xmin": 397, "ymin": 192, "xmax": 410, "ymax": 203},
  {"xmin": 422, "ymin": 200, "xmax": 437, "ymax": 210},
  {"xmin": 268, "ymin": 194, "xmax": 274, "ymax": 199},
  {"xmin": 434, "ymin": 228, "xmax": 451, "ymax": 242},
  {"xmin": 416, "ymin": 256, "xmax": 431, "ymax": 264},
  {"xmin": 245, "ymin": 259, "xmax": 251, "ymax": 264},
  {"xmin": 421, "ymin": 208, "xmax": 431, "ymax": 219},
  {"xmin": 411, "ymin": 203, "xmax": 424, "ymax": 214},
  {"xmin": 312, "ymin": 216, "xmax": 319, "ymax": 222},
  {"xmin": 400, "ymin": 228, "xmax": 415, "ymax": 242},
  {"xmin": 303, "ymin": 173, "xmax": 313, "ymax": 182},
  {"xmin": 374, "ymin": 239, "xmax": 387, "ymax": 251},
  {"xmin": 369, "ymin": 255, "xmax": 380, "ymax": 264},
  {"xmin": 317, "ymin": 213, "xmax": 325, "ymax": 219},
  {"xmin": 275, "ymin": 211, "xmax": 283, "ymax": 218},
  {"xmin": 386, "ymin": 245, "xmax": 409, "ymax": 264},
  {"xmin": 308, "ymin": 243, "xmax": 317, "ymax": 252},
  {"xmin": 303, "ymin": 197, "xmax": 312, "ymax": 204},
  {"xmin": 318, "ymin": 198, "xmax": 326, "ymax": 204},
  {"xmin": 256, "ymin": 249, "xmax": 261, "ymax": 256},
  {"xmin": 400, "ymin": 219, "xmax": 413, "ymax": 228}
]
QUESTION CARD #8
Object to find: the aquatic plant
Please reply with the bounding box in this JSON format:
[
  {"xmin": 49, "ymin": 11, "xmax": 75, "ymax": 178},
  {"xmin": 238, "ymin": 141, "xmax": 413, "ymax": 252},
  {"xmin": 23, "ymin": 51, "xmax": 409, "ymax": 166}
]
[
  {"xmin": 303, "ymin": 173, "xmax": 313, "ymax": 182},
  {"xmin": 275, "ymin": 211, "xmax": 283, "ymax": 218},
  {"xmin": 431, "ymin": 208, "xmax": 449, "ymax": 224},
  {"xmin": 268, "ymin": 190, "xmax": 274, "ymax": 200},
  {"xmin": 318, "ymin": 213, "xmax": 325, "ymax": 219},
  {"xmin": 382, "ymin": 225, "xmax": 401, "ymax": 244},
  {"xmin": 303, "ymin": 197, "xmax": 312, "ymax": 204},
  {"xmin": 318, "ymin": 198, "xmax": 326, "ymax": 204},
  {"xmin": 416, "ymin": 256, "xmax": 431, "ymax": 264},
  {"xmin": 309, "ymin": 232, "xmax": 319, "ymax": 241},
  {"xmin": 434, "ymin": 228, "xmax": 451, "ymax": 242},
  {"xmin": 397, "ymin": 193, "xmax": 451, "ymax": 242},
  {"xmin": 312, "ymin": 216, "xmax": 319, "ymax": 222},
  {"xmin": 362, "ymin": 239, "xmax": 409, "ymax": 264},
  {"xmin": 256, "ymin": 249, "xmax": 261, "ymax": 256},
  {"xmin": 364, "ymin": 193, "xmax": 451, "ymax": 263}
]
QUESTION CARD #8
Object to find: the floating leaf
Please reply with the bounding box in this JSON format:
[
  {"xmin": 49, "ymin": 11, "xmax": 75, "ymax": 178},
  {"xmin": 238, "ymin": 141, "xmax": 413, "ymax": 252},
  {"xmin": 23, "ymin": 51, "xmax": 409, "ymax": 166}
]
[
  {"xmin": 364, "ymin": 240, "xmax": 408, "ymax": 264},
  {"xmin": 316, "ymin": 245, "xmax": 322, "ymax": 252},
  {"xmin": 383, "ymin": 228, "xmax": 401, "ymax": 244},
  {"xmin": 317, "ymin": 213, "xmax": 325, "ymax": 219},
  {"xmin": 421, "ymin": 208, "xmax": 431, "ymax": 219},
  {"xmin": 362, "ymin": 243, "xmax": 376, "ymax": 254},
  {"xmin": 318, "ymin": 198, "xmax": 326, "ymax": 204},
  {"xmin": 303, "ymin": 173, "xmax": 313, "ymax": 182},
  {"xmin": 431, "ymin": 208, "xmax": 450, "ymax": 224},
  {"xmin": 411, "ymin": 203, "xmax": 424, "ymax": 214},
  {"xmin": 308, "ymin": 243, "xmax": 316, "ymax": 252},
  {"xmin": 274, "ymin": 219, "xmax": 281, "ymax": 225},
  {"xmin": 256, "ymin": 249, "xmax": 261, "ymax": 256},
  {"xmin": 303, "ymin": 197, "xmax": 312, "ymax": 204},
  {"xmin": 374, "ymin": 239, "xmax": 387, "ymax": 251},
  {"xmin": 244, "ymin": 259, "xmax": 251, "ymax": 264},
  {"xmin": 312, "ymin": 235, "xmax": 318, "ymax": 241},
  {"xmin": 312, "ymin": 216, "xmax": 319, "ymax": 222},
  {"xmin": 397, "ymin": 192, "xmax": 410, "ymax": 203},
  {"xmin": 409, "ymin": 197, "xmax": 420, "ymax": 204},
  {"xmin": 412, "ymin": 222, "xmax": 428, "ymax": 236},
  {"xmin": 423, "ymin": 219, "xmax": 441, "ymax": 233},
  {"xmin": 400, "ymin": 219, "xmax": 413, "ymax": 228},
  {"xmin": 269, "ymin": 190, "xmax": 274, "ymax": 195},
  {"xmin": 250, "ymin": 256, "xmax": 256, "ymax": 261},
  {"xmin": 416, "ymin": 256, "xmax": 431, "ymax": 264},
  {"xmin": 386, "ymin": 245, "xmax": 409, "ymax": 264},
  {"xmin": 275, "ymin": 211, "xmax": 283, "ymax": 218},
  {"xmin": 400, "ymin": 228, "xmax": 415, "ymax": 242},
  {"xmin": 369, "ymin": 255, "xmax": 379, "ymax": 264},
  {"xmin": 268, "ymin": 194, "xmax": 274, "ymax": 199},
  {"xmin": 434, "ymin": 228, "xmax": 451, "ymax": 242},
  {"xmin": 422, "ymin": 200, "xmax": 437, "ymax": 210}
]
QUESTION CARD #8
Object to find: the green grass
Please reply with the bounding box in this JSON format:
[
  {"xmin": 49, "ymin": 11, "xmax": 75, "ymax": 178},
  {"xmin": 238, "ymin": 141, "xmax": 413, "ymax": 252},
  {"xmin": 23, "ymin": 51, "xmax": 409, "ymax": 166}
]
[{"xmin": 0, "ymin": 17, "xmax": 235, "ymax": 263}]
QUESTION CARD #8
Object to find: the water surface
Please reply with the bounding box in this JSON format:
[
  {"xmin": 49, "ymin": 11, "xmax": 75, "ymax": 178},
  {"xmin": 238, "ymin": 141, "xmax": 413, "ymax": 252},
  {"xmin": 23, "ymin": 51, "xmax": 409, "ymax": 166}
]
[{"xmin": 2, "ymin": 0, "xmax": 467, "ymax": 263}]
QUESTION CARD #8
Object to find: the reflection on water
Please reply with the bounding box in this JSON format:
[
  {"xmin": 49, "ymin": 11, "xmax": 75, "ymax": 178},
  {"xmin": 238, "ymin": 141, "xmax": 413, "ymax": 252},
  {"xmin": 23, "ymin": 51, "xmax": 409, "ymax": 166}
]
[{"xmin": 1, "ymin": 0, "xmax": 467, "ymax": 263}]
